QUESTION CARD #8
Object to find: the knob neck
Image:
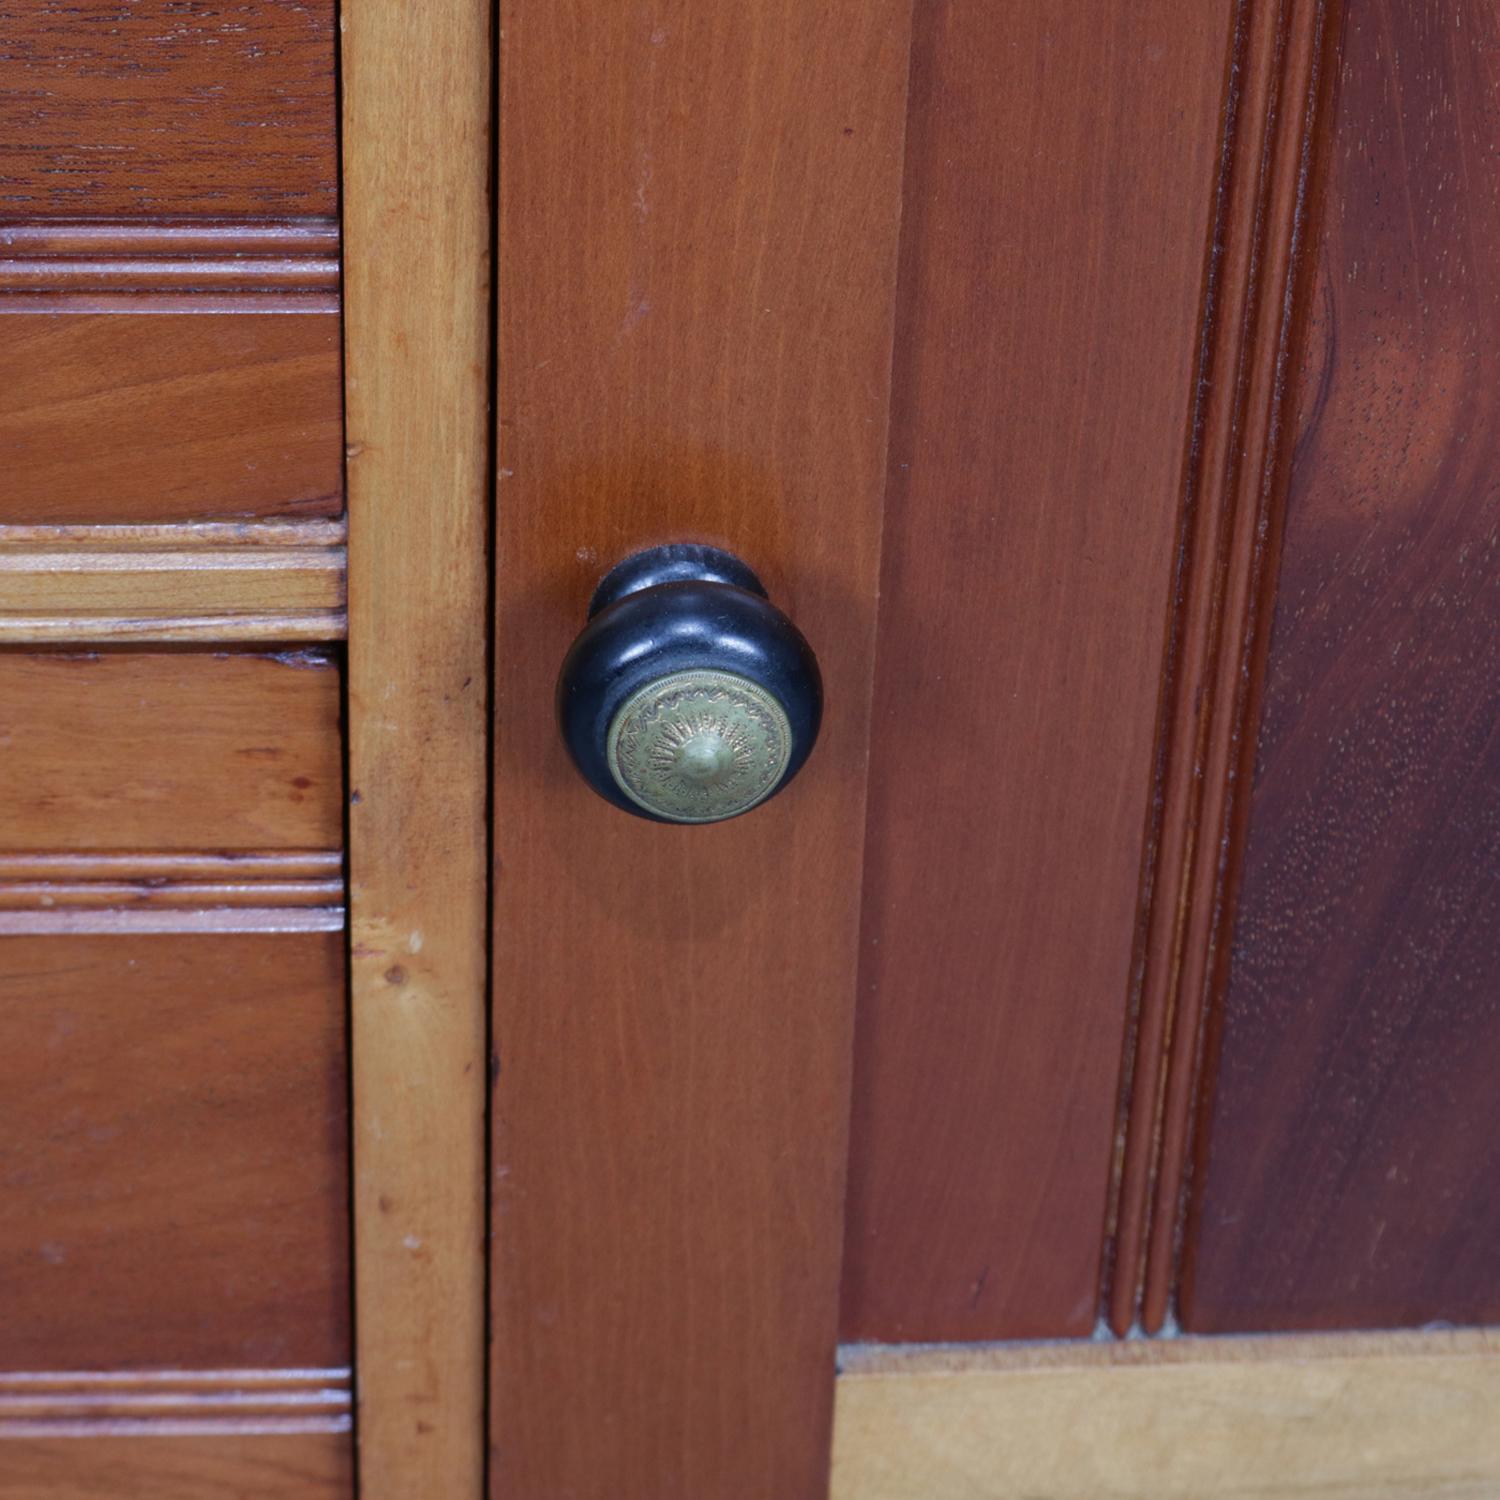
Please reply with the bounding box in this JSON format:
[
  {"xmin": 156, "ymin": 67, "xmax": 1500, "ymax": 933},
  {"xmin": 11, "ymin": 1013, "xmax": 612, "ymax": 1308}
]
[{"xmin": 587, "ymin": 544, "xmax": 768, "ymax": 617}]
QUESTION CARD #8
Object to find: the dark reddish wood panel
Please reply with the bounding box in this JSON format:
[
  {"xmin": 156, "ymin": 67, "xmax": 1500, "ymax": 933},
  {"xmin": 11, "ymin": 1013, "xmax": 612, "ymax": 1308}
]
[
  {"xmin": 0, "ymin": 930, "xmax": 349, "ymax": 1369},
  {"xmin": 0, "ymin": 0, "xmax": 337, "ymax": 217},
  {"xmin": 1183, "ymin": 0, "xmax": 1500, "ymax": 1334},
  {"xmin": 0, "ymin": 651, "xmax": 343, "ymax": 851},
  {"xmin": 490, "ymin": 1, "xmax": 910, "ymax": 1494},
  {"xmin": 0, "ymin": 309, "xmax": 342, "ymax": 523},
  {"xmin": 840, "ymin": 0, "xmax": 1236, "ymax": 1342}
]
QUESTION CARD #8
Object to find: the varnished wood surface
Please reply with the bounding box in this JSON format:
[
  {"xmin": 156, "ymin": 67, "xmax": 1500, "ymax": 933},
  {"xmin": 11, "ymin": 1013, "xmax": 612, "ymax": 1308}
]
[
  {"xmin": 1106, "ymin": 0, "xmax": 1339, "ymax": 1335},
  {"xmin": 1184, "ymin": 0, "xmax": 1500, "ymax": 1334},
  {"xmin": 491, "ymin": 1, "xmax": 911, "ymax": 1494},
  {"xmin": 0, "ymin": 222, "xmax": 340, "ymax": 261},
  {"xmin": 0, "ymin": 932, "xmax": 349, "ymax": 1371},
  {"xmin": 0, "ymin": 311, "xmax": 342, "ymax": 524},
  {"xmin": 0, "ymin": 1, "xmax": 337, "ymax": 217},
  {"xmin": 0, "ymin": 651, "xmax": 342, "ymax": 851},
  {"xmin": 832, "ymin": 1330, "xmax": 1500, "ymax": 1499},
  {"xmin": 0, "ymin": 1430, "xmax": 351, "ymax": 1499},
  {"xmin": 841, "ymin": 0, "xmax": 1236, "ymax": 1343},
  {"xmin": 0, "ymin": 851, "xmax": 343, "ymax": 911},
  {"xmin": 0, "ymin": 222, "xmax": 340, "ymax": 293},
  {"xmin": 0, "ymin": 519, "xmax": 346, "ymax": 642},
  {"xmin": 0, "ymin": 1368, "xmax": 351, "ymax": 1436},
  {"xmin": 342, "ymin": 0, "xmax": 491, "ymax": 1493}
]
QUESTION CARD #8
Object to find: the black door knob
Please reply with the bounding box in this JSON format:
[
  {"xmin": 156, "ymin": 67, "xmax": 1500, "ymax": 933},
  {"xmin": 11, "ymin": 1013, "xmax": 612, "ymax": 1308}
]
[{"xmin": 556, "ymin": 544, "xmax": 822, "ymax": 823}]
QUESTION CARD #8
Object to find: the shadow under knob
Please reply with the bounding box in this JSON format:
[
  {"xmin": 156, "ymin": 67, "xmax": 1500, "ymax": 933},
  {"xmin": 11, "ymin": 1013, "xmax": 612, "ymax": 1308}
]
[{"xmin": 556, "ymin": 544, "xmax": 823, "ymax": 823}]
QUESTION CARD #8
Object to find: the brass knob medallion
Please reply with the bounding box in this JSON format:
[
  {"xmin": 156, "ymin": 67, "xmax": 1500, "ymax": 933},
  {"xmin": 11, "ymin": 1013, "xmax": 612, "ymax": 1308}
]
[
  {"xmin": 606, "ymin": 668, "xmax": 793, "ymax": 823},
  {"xmin": 556, "ymin": 542, "xmax": 822, "ymax": 824}
]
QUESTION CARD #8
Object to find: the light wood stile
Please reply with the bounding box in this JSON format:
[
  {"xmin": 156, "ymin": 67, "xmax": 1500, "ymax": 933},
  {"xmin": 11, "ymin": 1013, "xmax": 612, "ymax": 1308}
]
[{"xmin": 341, "ymin": 0, "xmax": 492, "ymax": 1494}]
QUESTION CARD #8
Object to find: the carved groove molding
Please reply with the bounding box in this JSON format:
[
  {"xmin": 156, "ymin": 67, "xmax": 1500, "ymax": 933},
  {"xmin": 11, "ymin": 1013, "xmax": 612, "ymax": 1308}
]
[
  {"xmin": 0, "ymin": 519, "xmax": 346, "ymax": 643},
  {"xmin": 0, "ymin": 218, "xmax": 340, "ymax": 309},
  {"xmin": 0, "ymin": 851, "xmax": 344, "ymax": 935},
  {"xmin": 0, "ymin": 1368, "xmax": 352, "ymax": 1439},
  {"xmin": 1102, "ymin": 0, "xmax": 1342, "ymax": 1336}
]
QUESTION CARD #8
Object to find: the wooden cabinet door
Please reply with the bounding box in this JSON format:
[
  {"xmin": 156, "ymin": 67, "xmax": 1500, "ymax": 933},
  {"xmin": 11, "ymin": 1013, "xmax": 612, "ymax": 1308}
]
[
  {"xmin": 487, "ymin": 0, "xmax": 1500, "ymax": 1496},
  {"xmin": 7, "ymin": 0, "xmax": 1499, "ymax": 1497}
]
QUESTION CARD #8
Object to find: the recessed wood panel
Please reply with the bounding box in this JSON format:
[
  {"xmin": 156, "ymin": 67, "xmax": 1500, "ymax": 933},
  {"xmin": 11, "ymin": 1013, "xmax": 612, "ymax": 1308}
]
[
  {"xmin": 0, "ymin": 651, "xmax": 342, "ymax": 851},
  {"xmin": 490, "ymin": 1, "xmax": 911, "ymax": 1493},
  {"xmin": 0, "ymin": 0, "xmax": 337, "ymax": 218},
  {"xmin": 1183, "ymin": 0, "xmax": 1500, "ymax": 1333},
  {"xmin": 0, "ymin": 930, "xmax": 349, "ymax": 1370},
  {"xmin": 0, "ymin": 310, "xmax": 342, "ymax": 524},
  {"xmin": 840, "ymin": 0, "xmax": 1236, "ymax": 1342}
]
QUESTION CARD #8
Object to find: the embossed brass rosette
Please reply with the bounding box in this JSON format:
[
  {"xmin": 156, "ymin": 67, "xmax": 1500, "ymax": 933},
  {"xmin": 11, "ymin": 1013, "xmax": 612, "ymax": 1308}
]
[{"xmin": 605, "ymin": 668, "xmax": 793, "ymax": 823}]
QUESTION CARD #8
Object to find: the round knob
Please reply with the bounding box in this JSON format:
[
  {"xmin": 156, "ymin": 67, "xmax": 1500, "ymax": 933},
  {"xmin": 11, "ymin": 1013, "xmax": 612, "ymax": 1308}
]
[{"xmin": 556, "ymin": 544, "xmax": 822, "ymax": 823}]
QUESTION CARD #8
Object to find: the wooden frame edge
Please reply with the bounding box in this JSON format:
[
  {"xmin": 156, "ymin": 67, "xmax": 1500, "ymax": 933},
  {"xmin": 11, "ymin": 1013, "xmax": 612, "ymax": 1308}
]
[
  {"xmin": 833, "ymin": 1329, "xmax": 1500, "ymax": 1499},
  {"xmin": 342, "ymin": 0, "xmax": 491, "ymax": 1494}
]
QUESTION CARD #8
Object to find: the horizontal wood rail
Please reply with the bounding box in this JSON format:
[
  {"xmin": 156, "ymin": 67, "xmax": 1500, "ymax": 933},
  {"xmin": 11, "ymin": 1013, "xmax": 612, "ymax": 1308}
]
[
  {"xmin": 0, "ymin": 520, "xmax": 345, "ymax": 642},
  {"xmin": 833, "ymin": 1329, "xmax": 1500, "ymax": 1499}
]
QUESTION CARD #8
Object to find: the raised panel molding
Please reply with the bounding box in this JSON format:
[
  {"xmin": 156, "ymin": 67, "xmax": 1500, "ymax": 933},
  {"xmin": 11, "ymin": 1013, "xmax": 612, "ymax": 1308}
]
[
  {"xmin": 0, "ymin": 1371, "xmax": 352, "ymax": 1499},
  {"xmin": 0, "ymin": 220, "xmax": 340, "ymax": 297},
  {"xmin": 1102, "ymin": 0, "xmax": 1342, "ymax": 1336},
  {"xmin": 0, "ymin": 1369, "xmax": 352, "ymax": 1439}
]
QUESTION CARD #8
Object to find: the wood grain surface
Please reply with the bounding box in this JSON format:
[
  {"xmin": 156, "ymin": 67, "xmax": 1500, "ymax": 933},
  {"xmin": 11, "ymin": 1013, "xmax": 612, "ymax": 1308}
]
[
  {"xmin": 841, "ymin": 0, "xmax": 1236, "ymax": 1343},
  {"xmin": 0, "ymin": 1430, "xmax": 351, "ymax": 1499},
  {"xmin": 0, "ymin": 931, "xmax": 349, "ymax": 1372},
  {"xmin": 0, "ymin": 651, "xmax": 342, "ymax": 851},
  {"xmin": 832, "ymin": 1330, "xmax": 1500, "ymax": 1499},
  {"xmin": 491, "ymin": 2, "xmax": 911, "ymax": 1494},
  {"xmin": 0, "ymin": 0, "xmax": 337, "ymax": 217},
  {"xmin": 0, "ymin": 519, "xmax": 346, "ymax": 642},
  {"xmin": 1184, "ymin": 0, "xmax": 1500, "ymax": 1333},
  {"xmin": 342, "ymin": 0, "xmax": 491, "ymax": 1492},
  {"xmin": 1105, "ymin": 0, "xmax": 1339, "ymax": 1336},
  {"xmin": 0, "ymin": 851, "xmax": 343, "ymax": 911},
  {"xmin": 0, "ymin": 221, "xmax": 339, "ymax": 293},
  {"xmin": 0, "ymin": 1368, "xmax": 352, "ymax": 1436},
  {"xmin": 0, "ymin": 310, "xmax": 343, "ymax": 524}
]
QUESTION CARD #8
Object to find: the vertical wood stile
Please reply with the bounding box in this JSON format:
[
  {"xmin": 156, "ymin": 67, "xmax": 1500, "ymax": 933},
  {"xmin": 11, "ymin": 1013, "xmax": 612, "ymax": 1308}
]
[
  {"xmin": 342, "ymin": 0, "xmax": 492, "ymax": 1492},
  {"xmin": 490, "ymin": 3, "xmax": 912, "ymax": 1495}
]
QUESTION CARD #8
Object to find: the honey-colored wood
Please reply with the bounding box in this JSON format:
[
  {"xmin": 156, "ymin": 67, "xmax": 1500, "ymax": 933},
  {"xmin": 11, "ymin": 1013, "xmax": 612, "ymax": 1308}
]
[
  {"xmin": 0, "ymin": 1, "xmax": 337, "ymax": 217},
  {"xmin": 0, "ymin": 931, "xmax": 349, "ymax": 1372},
  {"xmin": 491, "ymin": 3, "xmax": 911, "ymax": 1494},
  {"xmin": 831, "ymin": 1330, "xmax": 1500, "ymax": 1499},
  {"xmin": 0, "ymin": 311, "xmax": 343, "ymax": 525},
  {"xmin": 0, "ymin": 521, "xmax": 346, "ymax": 642},
  {"xmin": 1106, "ymin": 0, "xmax": 1339, "ymax": 1336},
  {"xmin": 341, "ymin": 0, "xmax": 490, "ymax": 1492},
  {"xmin": 841, "ymin": 0, "xmax": 1237, "ymax": 1343},
  {"xmin": 0, "ymin": 651, "xmax": 342, "ymax": 852}
]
